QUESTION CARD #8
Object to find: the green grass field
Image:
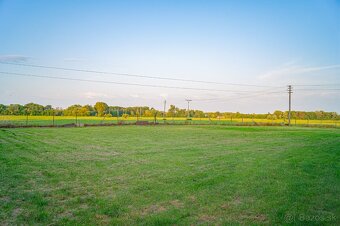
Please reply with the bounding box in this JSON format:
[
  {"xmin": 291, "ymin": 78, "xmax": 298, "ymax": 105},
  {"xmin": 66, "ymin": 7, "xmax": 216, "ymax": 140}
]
[{"xmin": 0, "ymin": 126, "xmax": 339, "ymax": 225}]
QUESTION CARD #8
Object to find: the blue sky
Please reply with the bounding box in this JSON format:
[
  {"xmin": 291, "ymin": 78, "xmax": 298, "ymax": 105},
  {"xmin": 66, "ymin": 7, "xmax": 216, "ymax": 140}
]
[{"xmin": 0, "ymin": 0, "xmax": 339, "ymax": 113}]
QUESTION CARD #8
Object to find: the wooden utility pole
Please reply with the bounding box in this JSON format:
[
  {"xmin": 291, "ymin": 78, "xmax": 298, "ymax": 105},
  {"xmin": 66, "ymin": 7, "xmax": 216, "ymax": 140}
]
[
  {"xmin": 288, "ymin": 85, "xmax": 293, "ymax": 126},
  {"xmin": 185, "ymin": 99, "xmax": 192, "ymax": 119},
  {"xmin": 163, "ymin": 100, "xmax": 166, "ymax": 120}
]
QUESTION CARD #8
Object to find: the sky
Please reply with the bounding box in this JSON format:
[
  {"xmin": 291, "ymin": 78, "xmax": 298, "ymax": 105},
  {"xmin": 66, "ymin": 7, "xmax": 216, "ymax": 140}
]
[{"xmin": 0, "ymin": 0, "xmax": 339, "ymax": 113}]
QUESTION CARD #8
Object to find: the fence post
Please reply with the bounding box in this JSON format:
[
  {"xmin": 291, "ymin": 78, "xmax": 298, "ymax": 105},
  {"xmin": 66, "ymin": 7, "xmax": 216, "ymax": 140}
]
[
  {"xmin": 116, "ymin": 108, "xmax": 119, "ymax": 124},
  {"xmin": 26, "ymin": 113, "xmax": 28, "ymax": 126},
  {"xmin": 75, "ymin": 113, "xmax": 78, "ymax": 126}
]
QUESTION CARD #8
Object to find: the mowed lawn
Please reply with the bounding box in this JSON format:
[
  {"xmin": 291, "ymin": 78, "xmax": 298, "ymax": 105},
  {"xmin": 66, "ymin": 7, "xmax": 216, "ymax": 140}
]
[{"xmin": 0, "ymin": 126, "xmax": 339, "ymax": 225}]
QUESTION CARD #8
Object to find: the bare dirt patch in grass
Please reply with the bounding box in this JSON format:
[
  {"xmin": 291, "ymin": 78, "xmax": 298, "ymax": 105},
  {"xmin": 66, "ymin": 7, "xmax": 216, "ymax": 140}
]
[
  {"xmin": 221, "ymin": 203, "xmax": 230, "ymax": 210},
  {"xmin": 0, "ymin": 196, "xmax": 11, "ymax": 203},
  {"xmin": 239, "ymin": 213, "xmax": 268, "ymax": 223},
  {"xmin": 169, "ymin": 199, "xmax": 184, "ymax": 208},
  {"xmin": 11, "ymin": 208, "xmax": 22, "ymax": 219},
  {"xmin": 141, "ymin": 204, "xmax": 167, "ymax": 216},
  {"xmin": 95, "ymin": 214, "xmax": 111, "ymax": 224},
  {"xmin": 199, "ymin": 214, "xmax": 216, "ymax": 223}
]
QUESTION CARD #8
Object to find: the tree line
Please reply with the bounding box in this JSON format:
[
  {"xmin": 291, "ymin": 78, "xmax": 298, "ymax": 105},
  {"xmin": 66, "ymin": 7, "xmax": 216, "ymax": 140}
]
[{"xmin": 0, "ymin": 102, "xmax": 339, "ymax": 120}]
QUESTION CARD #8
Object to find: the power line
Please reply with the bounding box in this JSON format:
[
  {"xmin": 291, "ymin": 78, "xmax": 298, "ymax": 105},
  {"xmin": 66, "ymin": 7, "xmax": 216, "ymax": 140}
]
[
  {"xmin": 193, "ymin": 90, "xmax": 285, "ymax": 103},
  {"xmin": 0, "ymin": 71, "xmax": 281, "ymax": 93},
  {"xmin": 1, "ymin": 62, "xmax": 339, "ymax": 88},
  {"xmin": 195, "ymin": 86, "xmax": 340, "ymax": 103},
  {"xmin": 192, "ymin": 86, "xmax": 283, "ymax": 101},
  {"xmin": 294, "ymin": 88, "xmax": 340, "ymax": 91},
  {"xmin": 293, "ymin": 84, "xmax": 340, "ymax": 87},
  {"xmin": 0, "ymin": 61, "xmax": 282, "ymax": 88},
  {"xmin": 193, "ymin": 87, "xmax": 340, "ymax": 104}
]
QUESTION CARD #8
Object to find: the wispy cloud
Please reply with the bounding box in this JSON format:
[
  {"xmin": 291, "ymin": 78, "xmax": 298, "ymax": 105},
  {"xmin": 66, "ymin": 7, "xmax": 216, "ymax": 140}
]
[
  {"xmin": 0, "ymin": 55, "xmax": 30, "ymax": 62},
  {"xmin": 129, "ymin": 94, "xmax": 140, "ymax": 98},
  {"xmin": 259, "ymin": 63, "xmax": 340, "ymax": 80},
  {"xmin": 63, "ymin": 57, "xmax": 86, "ymax": 62},
  {"xmin": 83, "ymin": 92, "xmax": 109, "ymax": 99}
]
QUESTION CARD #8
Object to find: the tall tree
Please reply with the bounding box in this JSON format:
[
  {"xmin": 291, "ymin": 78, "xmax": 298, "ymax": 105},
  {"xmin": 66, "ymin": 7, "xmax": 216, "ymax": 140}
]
[
  {"xmin": 94, "ymin": 102, "xmax": 108, "ymax": 117},
  {"xmin": 24, "ymin": 103, "xmax": 44, "ymax": 115},
  {"xmin": 7, "ymin": 104, "xmax": 24, "ymax": 115}
]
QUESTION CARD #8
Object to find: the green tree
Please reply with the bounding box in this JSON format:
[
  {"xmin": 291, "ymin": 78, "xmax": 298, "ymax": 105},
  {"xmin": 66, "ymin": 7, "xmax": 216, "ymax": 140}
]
[
  {"xmin": 43, "ymin": 105, "xmax": 54, "ymax": 116},
  {"xmin": 150, "ymin": 108, "xmax": 158, "ymax": 123},
  {"xmin": 274, "ymin": 110, "xmax": 283, "ymax": 119},
  {"xmin": 64, "ymin": 105, "xmax": 83, "ymax": 116},
  {"xmin": 167, "ymin": 105, "xmax": 176, "ymax": 117},
  {"xmin": 143, "ymin": 110, "xmax": 153, "ymax": 117},
  {"xmin": 94, "ymin": 102, "xmax": 108, "ymax": 117},
  {"xmin": 0, "ymin": 104, "xmax": 7, "ymax": 115},
  {"xmin": 7, "ymin": 104, "xmax": 24, "ymax": 115},
  {"xmin": 24, "ymin": 103, "xmax": 44, "ymax": 115}
]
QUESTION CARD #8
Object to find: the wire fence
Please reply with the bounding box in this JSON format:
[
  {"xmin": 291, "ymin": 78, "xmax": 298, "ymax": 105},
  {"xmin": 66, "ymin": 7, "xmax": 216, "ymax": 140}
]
[{"xmin": 0, "ymin": 115, "xmax": 339, "ymax": 128}]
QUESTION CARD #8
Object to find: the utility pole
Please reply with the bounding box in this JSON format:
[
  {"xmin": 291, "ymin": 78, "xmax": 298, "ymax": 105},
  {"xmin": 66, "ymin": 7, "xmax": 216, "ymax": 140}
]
[
  {"xmin": 288, "ymin": 85, "xmax": 293, "ymax": 126},
  {"xmin": 163, "ymin": 100, "xmax": 166, "ymax": 120},
  {"xmin": 185, "ymin": 99, "xmax": 192, "ymax": 119},
  {"xmin": 116, "ymin": 108, "xmax": 119, "ymax": 124}
]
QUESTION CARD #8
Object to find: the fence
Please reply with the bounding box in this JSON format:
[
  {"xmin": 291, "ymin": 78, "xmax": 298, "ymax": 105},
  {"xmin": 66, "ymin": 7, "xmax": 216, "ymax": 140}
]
[{"xmin": 0, "ymin": 115, "xmax": 339, "ymax": 128}]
